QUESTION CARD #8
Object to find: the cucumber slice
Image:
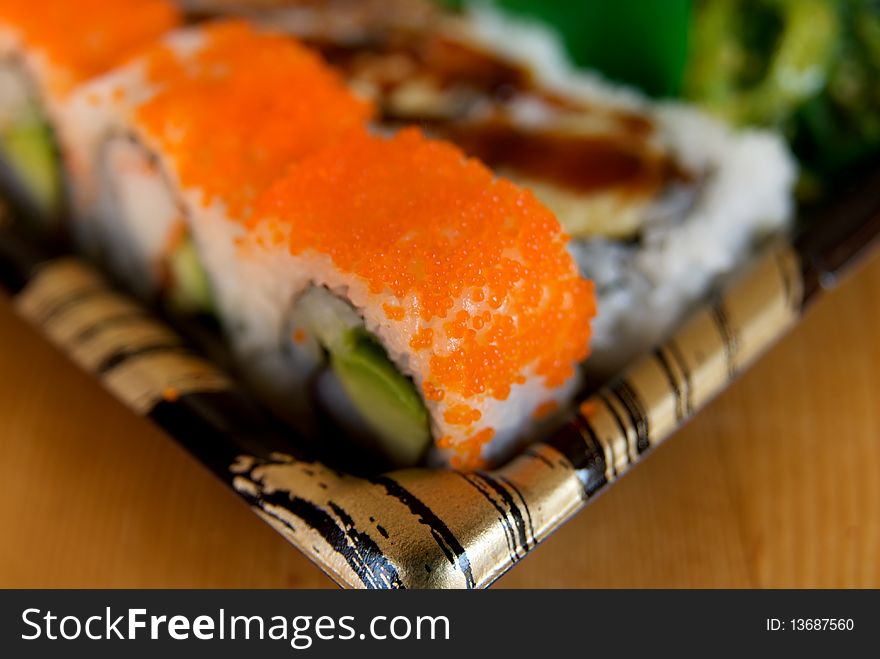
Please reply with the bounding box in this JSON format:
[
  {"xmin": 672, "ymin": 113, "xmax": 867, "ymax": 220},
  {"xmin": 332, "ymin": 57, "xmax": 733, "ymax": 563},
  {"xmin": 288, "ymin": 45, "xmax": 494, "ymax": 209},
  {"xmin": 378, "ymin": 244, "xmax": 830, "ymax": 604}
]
[
  {"xmin": 166, "ymin": 235, "xmax": 214, "ymax": 315},
  {"xmin": 1, "ymin": 118, "xmax": 62, "ymax": 218},
  {"xmin": 297, "ymin": 287, "xmax": 431, "ymax": 466}
]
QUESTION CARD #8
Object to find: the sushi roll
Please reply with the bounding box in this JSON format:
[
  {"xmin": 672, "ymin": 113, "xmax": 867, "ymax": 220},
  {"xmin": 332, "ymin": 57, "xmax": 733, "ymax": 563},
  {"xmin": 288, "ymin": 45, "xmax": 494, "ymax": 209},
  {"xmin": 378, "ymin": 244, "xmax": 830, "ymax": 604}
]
[
  {"xmin": 0, "ymin": 0, "xmax": 180, "ymax": 225},
  {"xmin": 233, "ymin": 128, "xmax": 595, "ymax": 469},
  {"xmin": 60, "ymin": 20, "xmax": 372, "ymax": 310}
]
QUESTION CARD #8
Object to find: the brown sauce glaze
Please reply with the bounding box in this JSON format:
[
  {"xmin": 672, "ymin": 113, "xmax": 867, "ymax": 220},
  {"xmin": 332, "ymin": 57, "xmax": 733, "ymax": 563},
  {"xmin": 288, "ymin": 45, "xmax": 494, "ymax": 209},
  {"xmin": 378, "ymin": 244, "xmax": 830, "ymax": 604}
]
[
  {"xmin": 311, "ymin": 32, "xmax": 687, "ymax": 195},
  {"xmin": 431, "ymin": 120, "xmax": 678, "ymax": 194}
]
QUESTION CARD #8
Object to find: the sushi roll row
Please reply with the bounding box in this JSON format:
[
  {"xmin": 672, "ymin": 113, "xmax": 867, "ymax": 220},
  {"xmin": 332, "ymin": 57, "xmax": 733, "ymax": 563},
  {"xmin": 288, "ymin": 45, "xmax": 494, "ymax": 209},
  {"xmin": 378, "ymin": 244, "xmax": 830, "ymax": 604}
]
[{"xmin": 0, "ymin": 5, "xmax": 595, "ymax": 469}]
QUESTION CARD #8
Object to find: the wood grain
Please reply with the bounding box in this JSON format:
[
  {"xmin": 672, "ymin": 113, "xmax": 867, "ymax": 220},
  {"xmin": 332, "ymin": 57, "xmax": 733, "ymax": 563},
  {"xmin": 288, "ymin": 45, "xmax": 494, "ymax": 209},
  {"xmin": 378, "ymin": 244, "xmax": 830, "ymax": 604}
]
[{"xmin": 1, "ymin": 252, "xmax": 878, "ymax": 588}]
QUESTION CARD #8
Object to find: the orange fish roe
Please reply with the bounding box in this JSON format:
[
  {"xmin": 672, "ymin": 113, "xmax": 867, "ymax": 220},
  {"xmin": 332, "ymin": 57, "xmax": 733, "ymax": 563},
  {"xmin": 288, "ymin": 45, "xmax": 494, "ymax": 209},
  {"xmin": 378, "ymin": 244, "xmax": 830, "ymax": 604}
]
[
  {"xmin": 532, "ymin": 400, "xmax": 560, "ymax": 421},
  {"xmin": 448, "ymin": 429, "xmax": 494, "ymax": 470},
  {"xmin": 136, "ymin": 21, "xmax": 373, "ymax": 219},
  {"xmin": 579, "ymin": 400, "xmax": 598, "ymax": 419},
  {"xmin": 254, "ymin": 129, "xmax": 596, "ymax": 410},
  {"xmin": 383, "ymin": 304, "xmax": 405, "ymax": 321},
  {"xmin": 443, "ymin": 404, "xmax": 482, "ymax": 426},
  {"xmin": 292, "ymin": 329, "xmax": 307, "ymax": 344},
  {"xmin": 409, "ymin": 327, "xmax": 434, "ymax": 351},
  {"xmin": 0, "ymin": 0, "xmax": 180, "ymax": 94},
  {"xmin": 422, "ymin": 381, "xmax": 445, "ymax": 402}
]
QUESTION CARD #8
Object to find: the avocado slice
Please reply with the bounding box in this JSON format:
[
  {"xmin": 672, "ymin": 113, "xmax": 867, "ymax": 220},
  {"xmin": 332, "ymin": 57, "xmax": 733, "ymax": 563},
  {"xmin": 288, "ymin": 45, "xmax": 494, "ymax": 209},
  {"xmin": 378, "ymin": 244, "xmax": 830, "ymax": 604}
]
[
  {"xmin": 166, "ymin": 234, "xmax": 214, "ymax": 315},
  {"xmin": 331, "ymin": 329, "xmax": 431, "ymax": 466},
  {"xmin": 0, "ymin": 117, "xmax": 62, "ymax": 219},
  {"xmin": 297, "ymin": 287, "xmax": 431, "ymax": 466}
]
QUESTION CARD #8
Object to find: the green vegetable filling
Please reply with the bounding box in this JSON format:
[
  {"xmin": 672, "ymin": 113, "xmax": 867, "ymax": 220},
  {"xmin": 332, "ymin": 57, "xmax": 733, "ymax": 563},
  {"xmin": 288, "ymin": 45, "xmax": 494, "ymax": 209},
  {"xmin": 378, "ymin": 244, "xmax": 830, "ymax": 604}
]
[
  {"xmin": 297, "ymin": 288, "xmax": 431, "ymax": 466},
  {"xmin": 331, "ymin": 329, "xmax": 432, "ymax": 466},
  {"xmin": 166, "ymin": 235, "xmax": 215, "ymax": 315},
  {"xmin": 0, "ymin": 114, "xmax": 62, "ymax": 219}
]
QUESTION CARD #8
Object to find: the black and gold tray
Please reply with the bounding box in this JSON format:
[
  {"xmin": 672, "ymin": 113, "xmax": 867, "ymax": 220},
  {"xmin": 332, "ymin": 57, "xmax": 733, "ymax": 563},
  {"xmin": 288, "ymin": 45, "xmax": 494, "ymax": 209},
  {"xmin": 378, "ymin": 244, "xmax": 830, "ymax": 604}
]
[{"xmin": 2, "ymin": 159, "xmax": 878, "ymax": 588}]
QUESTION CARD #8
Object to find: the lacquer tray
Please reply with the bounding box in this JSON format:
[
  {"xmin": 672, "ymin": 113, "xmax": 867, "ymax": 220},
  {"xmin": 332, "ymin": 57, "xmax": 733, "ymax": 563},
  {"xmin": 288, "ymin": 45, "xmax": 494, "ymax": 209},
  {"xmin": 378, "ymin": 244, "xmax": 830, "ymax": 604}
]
[{"xmin": 1, "ymin": 158, "xmax": 879, "ymax": 588}]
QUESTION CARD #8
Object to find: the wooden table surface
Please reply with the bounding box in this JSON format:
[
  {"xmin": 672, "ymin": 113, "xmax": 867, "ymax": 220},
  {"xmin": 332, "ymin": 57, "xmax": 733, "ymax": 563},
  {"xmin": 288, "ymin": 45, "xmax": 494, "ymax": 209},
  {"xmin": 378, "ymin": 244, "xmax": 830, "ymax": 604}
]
[{"xmin": 1, "ymin": 251, "xmax": 878, "ymax": 589}]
